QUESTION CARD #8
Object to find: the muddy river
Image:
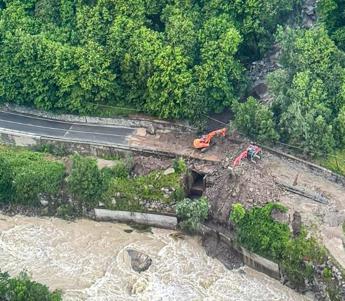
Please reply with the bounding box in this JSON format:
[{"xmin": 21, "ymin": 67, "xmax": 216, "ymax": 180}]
[{"xmin": 0, "ymin": 214, "xmax": 311, "ymax": 301}]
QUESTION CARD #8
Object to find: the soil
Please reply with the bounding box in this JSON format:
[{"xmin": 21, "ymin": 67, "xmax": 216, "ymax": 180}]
[
  {"xmin": 129, "ymin": 129, "xmax": 245, "ymax": 162},
  {"xmin": 205, "ymin": 159, "xmax": 282, "ymax": 224}
]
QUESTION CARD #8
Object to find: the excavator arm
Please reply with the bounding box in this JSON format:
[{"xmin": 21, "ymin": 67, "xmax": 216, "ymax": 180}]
[{"xmin": 193, "ymin": 128, "xmax": 227, "ymax": 149}]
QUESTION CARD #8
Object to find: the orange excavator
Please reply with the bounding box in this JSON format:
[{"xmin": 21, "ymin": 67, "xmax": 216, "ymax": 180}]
[{"xmin": 193, "ymin": 128, "xmax": 227, "ymax": 151}]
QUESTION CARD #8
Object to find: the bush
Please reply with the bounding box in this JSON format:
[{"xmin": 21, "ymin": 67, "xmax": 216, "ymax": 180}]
[
  {"xmin": 68, "ymin": 155, "xmax": 109, "ymax": 209},
  {"xmin": 281, "ymin": 230, "xmax": 327, "ymax": 289},
  {"xmin": 0, "ymin": 271, "xmax": 62, "ymax": 301},
  {"xmin": 232, "ymin": 97, "xmax": 279, "ymax": 142},
  {"xmin": 0, "ymin": 148, "xmax": 65, "ymax": 206},
  {"xmin": 56, "ymin": 204, "xmax": 79, "ymax": 220},
  {"xmin": 103, "ymin": 170, "xmax": 184, "ymax": 211},
  {"xmin": 173, "ymin": 158, "xmax": 187, "ymax": 174},
  {"xmin": 176, "ymin": 197, "xmax": 209, "ymax": 232},
  {"xmin": 230, "ymin": 203, "xmax": 290, "ymax": 261},
  {"xmin": 0, "ymin": 156, "xmax": 13, "ymax": 203},
  {"xmin": 102, "ymin": 161, "xmax": 130, "ymax": 179}
]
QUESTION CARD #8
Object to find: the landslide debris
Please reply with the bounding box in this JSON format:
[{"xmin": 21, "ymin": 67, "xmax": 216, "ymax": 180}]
[{"xmin": 205, "ymin": 160, "xmax": 282, "ymax": 224}]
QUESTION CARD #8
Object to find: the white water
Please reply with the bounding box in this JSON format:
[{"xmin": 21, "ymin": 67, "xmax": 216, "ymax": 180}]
[{"xmin": 0, "ymin": 214, "xmax": 312, "ymax": 301}]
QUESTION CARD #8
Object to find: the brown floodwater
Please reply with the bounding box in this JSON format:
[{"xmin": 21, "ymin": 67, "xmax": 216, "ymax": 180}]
[{"xmin": 0, "ymin": 214, "xmax": 312, "ymax": 301}]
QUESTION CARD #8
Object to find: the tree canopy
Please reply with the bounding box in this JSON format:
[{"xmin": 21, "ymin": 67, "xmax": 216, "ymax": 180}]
[{"xmin": 0, "ymin": 0, "xmax": 299, "ymax": 120}]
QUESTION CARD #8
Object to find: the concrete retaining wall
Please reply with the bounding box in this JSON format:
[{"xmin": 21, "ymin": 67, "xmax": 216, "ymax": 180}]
[
  {"xmin": 200, "ymin": 225, "xmax": 281, "ymax": 280},
  {"xmin": 94, "ymin": 209, "xmax": 178, "ymax": 229},
  {"xmin": 2, "ymin": 104, "xmax": 195, "ymax": 133},
  {"xmin": 0, "ymin": 129, "xmax": 40, "ymax": 147}
]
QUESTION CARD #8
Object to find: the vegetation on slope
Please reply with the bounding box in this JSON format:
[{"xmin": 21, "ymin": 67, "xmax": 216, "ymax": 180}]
[
  {"xmin": 0, "ymin": 146, "xmax": 185, "ymax": 214},
  {"xmin": 230, "ymin": 203, "xmax": 342, "ymax": 297},
  {"xmin": 0, "ymin": 0, "xmax": 300, "ymax": 120}
]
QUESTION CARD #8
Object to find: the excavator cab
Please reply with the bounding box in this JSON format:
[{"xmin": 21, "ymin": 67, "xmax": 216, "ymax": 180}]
[{"xmin": 193, "ymin": 128, "xmax": 227, "ymax": 151}]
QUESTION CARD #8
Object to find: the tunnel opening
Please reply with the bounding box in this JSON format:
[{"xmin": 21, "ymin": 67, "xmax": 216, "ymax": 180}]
[{"xmin": 188, "ymin": 170, "xmax": 206, "ymax": 198}]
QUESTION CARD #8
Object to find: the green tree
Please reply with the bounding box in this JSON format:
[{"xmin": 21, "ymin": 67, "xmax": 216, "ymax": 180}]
[
  {"xmin": 147, "ymin": 46, "xmax": 194, "ymax": 119},
  {"xmin": 268, "ymin": 27, "xmax": 345, "ymax": 155},
  {"xmin": 176, "ymin": 197, "xmax": 209, "ymax": 232},
  {"xmin": 0, "ymin": 271, "xmax": 62, "ymax": 301},
  {"xmin": 318, "ymin": 0, "xmax": 345, "ymax": 50},
  {"xmin": 230, "ymin": 203, "xmax": 291, "ymax": 261},
  {"xmin": 0, "ymin": 156, "xmax": 13, "ymax": 203},
  {"xmin": 232, "ymin": 97, "xmax": 279, "ymax": 142},
  {"xmin": 68, "ymin": 155, "xmax": 108, "ymax": 209}
]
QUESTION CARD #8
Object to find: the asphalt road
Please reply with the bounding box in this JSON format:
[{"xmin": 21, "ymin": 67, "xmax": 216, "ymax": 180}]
[{"xmin": 0, "ymin": 111, "xmax": 135, "ymax": 145}]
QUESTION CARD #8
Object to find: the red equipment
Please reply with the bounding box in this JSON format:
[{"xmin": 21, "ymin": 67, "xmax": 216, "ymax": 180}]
[{"xmin": 233, "ymin": 145, "xmax": 262, "ymax": 167}]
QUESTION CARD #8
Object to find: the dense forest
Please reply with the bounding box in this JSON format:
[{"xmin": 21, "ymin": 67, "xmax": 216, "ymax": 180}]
[
  {"xmin": 0, "ymin": 0, "xmax": 298, "ymax": 119},
  {"xmin": 0, "ymin": 0, "xmax": 345, "ymax": 156}
]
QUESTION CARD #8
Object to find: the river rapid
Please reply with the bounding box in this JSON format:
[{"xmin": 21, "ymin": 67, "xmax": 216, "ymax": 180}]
[{"xmin": 0, "ymin": 214, "xmax": 311, "ymax": 301}]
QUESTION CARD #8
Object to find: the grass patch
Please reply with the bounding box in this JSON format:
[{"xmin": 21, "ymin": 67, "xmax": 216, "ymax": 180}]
[
  {"xmin": 319, "ymin": 149, "xmax": 345, "ymax": 176},
  {"xmin": 104, "ymin": 171, "xmax": 184, "ymax": 211}
]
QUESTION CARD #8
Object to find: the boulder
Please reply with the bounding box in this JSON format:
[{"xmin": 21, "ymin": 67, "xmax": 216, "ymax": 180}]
[
  {"xmin": 127, "ymin": 249, "xmax": 152, "ymax": 273},
  {"xmin": 147, "ymin": 124, "xmax": 156, "ymax": 135}
]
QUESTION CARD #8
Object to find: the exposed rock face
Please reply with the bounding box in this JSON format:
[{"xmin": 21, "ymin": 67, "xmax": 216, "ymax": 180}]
[
  {"xmin": 302, "ymin": 0, "xmax": 317, "ymax": 29},
  {"xmin": 248, "ymin": 0, "xmax": 318, "ymax": 103},
  {"xmin": 127, "ymin": 249, "xmax": 152, "ymax": 273}
]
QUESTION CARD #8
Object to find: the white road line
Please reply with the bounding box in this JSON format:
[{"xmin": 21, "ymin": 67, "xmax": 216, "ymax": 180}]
[
  {"xmin": 0, "ymin": 118, "xmax": 133, "ymax": 139},
  {"xmin": 0, "ymin": 110, "xmax": 134, "ymax": 130}
]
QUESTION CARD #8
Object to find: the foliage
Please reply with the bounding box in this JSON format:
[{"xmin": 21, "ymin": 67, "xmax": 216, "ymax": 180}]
[
  {"xmin": 0, "ymin": 147, "xmax": 65, "ymax": 205},
  {"xmin": 323, "ymin": 267, "xmax": 333, "ymax": 280},
  {"xmin": 104, "ymin": 170, "xmax": 184, "ymax": 211},
  {"xmin": 0, "ymin": 0, "xmax": 301, "ymax": 119},
  {"xmin": 68, "ymin": 155, "xmax": 109, "ymax": 209},
  {"xmin": 230, "ymin": 203, "xmax": 290, "ymax": 261},
  {"xmin": 0, "ymin": 271, "xmax": 61, "ymax": 301},
  {"xmin": 268, "ymin": 26, "xmax": 345, "ymax": 156},
  {"xmin": 232, "ymin": 97, "xmax": 279, "ymax": 142},
  {"xmin": 230, "ymin": 202, "xmax": 337, "ymax": 293},
  {"xmin": 319, "ymin": 148, "xmax": 345, "ymax": 176},
  {"xmin": 230, "ymin": 203, "xmax": 246, "ymax": 224},
  {"xmin": 176, "ymin": 197, "xmax": 209, "ymax": 232},
  {"xmin": 318, "ymin": 0, "xmax": 345, "ymax": 50},
  {"xmin": 0, "ymin": 156, "xmax": 13, "ymax": 203},
  {"xmin": 173, "ymin": 158, "xmax": 187, "ymax": 174},
  {"xmin": 102, "ymin": 161, "xmax": 130, "ymax": 179},
  {"xmin": 281, "ymin": 230, "xmax": 327, "ymax": 289},
  {"xmin": 34, "ymin": 143, "xmax": 69, "ymax": 157}
]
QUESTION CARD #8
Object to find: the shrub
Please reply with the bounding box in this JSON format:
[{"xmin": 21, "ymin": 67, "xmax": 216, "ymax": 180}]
[
  {"xmin": 0, "ymin": 148, "xmax": 65, "ymax": 206},
  {"xmin": 230, "ymin": 203, "xmax": 246, "ymax": 224},
  {"xmin": 14, "ymin": 162, "xmax": 65, "ymax": 205},
  {"xmin": 0, "ymin": 271, "xmax": 62, "ymax": 301},
  {"xmin": 232, "ymin": 97, "xmax": 279, "ymax": 143},
  {"xmin": 102, "ymin": 161, "xmax": 130, "ymax": 179},
  {"xmin": 56, "ymin": 204, "xmax": 79, "ymax": 220},
  {"xmin": 176, "ymin": 197, "xmax": 209, "ymax": 232},
  {"xmin": 281, "ymin": 230, "xmax": 327, "ymax": 289},
  {"xmin": 68, "ymin": 155, "xmax": 109, "ymax": 209},
  {"xmin": 173, "ymin": 158, "xmax": 187, "ymax": 174},
  {"xmin": 103, "ymin": 170, "xmax": 184, "ymax": 211},
  {"xmin": 0, "ymin": 156, "xmax": 13, "ymax": 203},
  {"xmin": 230, "ymin": 203, "xmax": 290, "ymax": 261}
]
